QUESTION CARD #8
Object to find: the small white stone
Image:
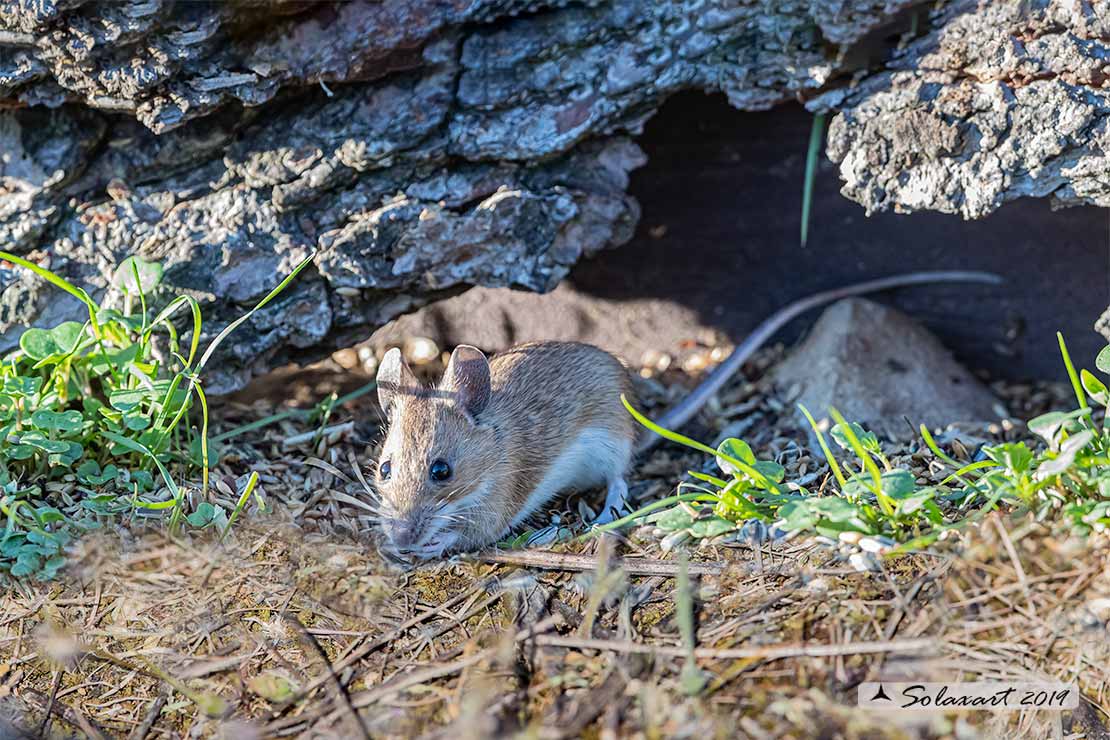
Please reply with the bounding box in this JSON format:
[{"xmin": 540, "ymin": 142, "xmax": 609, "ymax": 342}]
[
  {"xmin": 1086, "ymin": 598, "xmax": 1110, "ymax": 623},
  {"xmin": 838, "ymin": 531, "xmax": 863, "ymax": 545},
  {"xmin": 405, "ymin": 337, "xmax": 440, "ymax": 364},
  {"xmin": 357, "ymin": 346, "xmax": 378, "ymax": 372},
  {"xmin": 804, "ymin": 577, "xmax": 829, "ymax": 593},
  {"xmin": 640, "ymin": 349, "xmax": 672, "ymax": 372},
  {"xmin": 859, "ymin": 537, "xmax": 889, "ymax": 554},
  {"xmin": 660, "ymin": 530, "xmax": 691, "ymax": 552},
  {"xmin": 849, "ymin": 552, "xmax": 881, "ymax": 572}
]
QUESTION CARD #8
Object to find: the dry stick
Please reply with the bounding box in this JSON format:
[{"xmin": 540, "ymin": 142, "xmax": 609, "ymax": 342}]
[
  {"xmin": 128, "ymin": 691, "xmax": 168, "ymax": 740},
  {"xmin": 282, "ymin": 421, "xmax": 355, "ymax": 448},
  {"xmin": 882, "ymin": 575, "xmax": 928, "ymax": 641},
  {"xmin": 477, "ymin": 550, "xmax": 726, "ymax": 577},
  {"xmin": 275, "ymin": 582, "xmax": 489, "ymax": 712},
  {"xmin": 532, "ymin": 635, "xmax": 936, "ymax": 661},
  {"xmin": 415, "ymin": 592, "xmax": 503, "ymax": 648},
  {"xmin": 273, "ymin": 614, "xmax": 563, "ymax": 733},
  {"xmin": 21, "ymin": 688, "xmax": 109, "ymax": 740},
  {"xmin": 285, "ymin": 614, "xmax": 371, "ymax": 740},
  {"xmin": 551, "ymin": 663, "xmax": 627, "ymax": 740},
  {"xmin": 346, "ymin": 614, "xmax": 563, "ymax": 711},
  {"xmin": 990, "ymin": 515, "xmax": 1034, "ymax": 611},
  {"xmin": 38, "ymin": 668, "xmax": 62, "ymax": 738}
]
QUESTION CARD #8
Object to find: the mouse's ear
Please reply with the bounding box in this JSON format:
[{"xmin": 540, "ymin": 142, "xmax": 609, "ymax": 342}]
[
  {"xmin": 376, "ymin": 348, "xmax": 419, "ymax": 418},
  {"xmin": 441, "ymin": 345, "xmax": 491, "ymax": 419}
]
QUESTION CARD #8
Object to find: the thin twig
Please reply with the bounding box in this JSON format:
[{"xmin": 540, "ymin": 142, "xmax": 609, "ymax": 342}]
[
  {"xmin": 476, "ymin": 550, "xmax": 726, "ymax": 577},
  {"xmin": 347, "ymin": 614, "xmax": 562, "ymax": 710},
  {"xmin": 277, "ymin": 580, "xmax": 491, "ymax": 709},
  {"xmin": 285, "ymin": 614, "xmax": 371, "ymax": 740},
  {"xmin": 128, "ymin": 691, "xmax": 168, "ymax": 740},
  {"xmin": 22, "ymin": 689, "xmax": 109, "ymax": 740},
  {"xmin": 532, "ymin": 634, "xmax": 936, "ymax": 661},
  {"xmin": 270, "ymin": 614, "xmax": 562, "ymax": 733},
  {"xmin": 282, "ymin": 421, "xmax": 355, "ymax": 448},
  {"xmin": 991, "ymin": 515, "xmax": 1032, "ymax": 609},
  {"xmin": 38, "ymin": 668, "xmax": 62, "ymax": 738}
]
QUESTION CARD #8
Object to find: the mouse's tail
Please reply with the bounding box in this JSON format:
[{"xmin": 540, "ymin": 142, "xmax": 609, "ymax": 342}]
[{"xmin": 633, "ymin": 270, "xmax": 1003, "ymax": 456}]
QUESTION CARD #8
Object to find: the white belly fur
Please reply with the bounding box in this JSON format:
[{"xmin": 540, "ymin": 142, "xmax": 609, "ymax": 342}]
[{"xmin": 508, "ymin": 427, "xmax": 631, "ymax": 530}]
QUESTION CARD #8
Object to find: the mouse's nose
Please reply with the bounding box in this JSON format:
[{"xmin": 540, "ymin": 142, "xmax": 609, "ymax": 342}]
[{"xmin": 387, "ymin": 519, "xmax": 420, "ymax": 550}]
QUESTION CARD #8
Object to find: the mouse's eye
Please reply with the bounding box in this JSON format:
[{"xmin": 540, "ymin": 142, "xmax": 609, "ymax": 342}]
[
  {"xmin": 429, "ymin": 459, "xmax": 451, "ymax": 482},
  {"xmin": 379, "ymin": 460, "xmax": 392, "ymax": 480}
]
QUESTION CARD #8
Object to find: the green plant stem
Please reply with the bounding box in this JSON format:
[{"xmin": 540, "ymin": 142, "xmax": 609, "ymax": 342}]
[
  {"xmin": 210, "ymin": 379, "xmax": 378, "ymax": 444},
  {"xmin": 622, "ymin": 395, "xmax": 769, "ymax": 486},
  {"xmin": 577, "ymin": 492, "xmax": 718, "ymax": 540},
  {"xmin": 223, "ymin": 471, "xmax": 260, "ymax": 539},
  {"xmin": 797, "ymin": 404, "xmax": 846, "ymax": 487},
  {"xmin": 829, "ymin": 407, "xmax": 892, "ymax": 516},
  {"xmin": 1061, "ymin": 332, "xmax": 1087, "ymax": 419},
  {"xmin": 195, "ymin": 384, "xmax": 211, "ymax": 498}
]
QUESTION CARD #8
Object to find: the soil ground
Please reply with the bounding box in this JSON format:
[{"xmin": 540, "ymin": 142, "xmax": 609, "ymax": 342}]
[{"xmin": 1, "ymin": 343, "xmax": 1108, "ymax": 739}]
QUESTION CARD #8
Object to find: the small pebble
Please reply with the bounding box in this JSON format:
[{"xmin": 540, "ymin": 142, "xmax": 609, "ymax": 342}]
[
  {"xmin": 858, "ymin": 537, "xmax": 889, "ymax": 554},
  {"xmin": 769, "ymin": 526, "xmax": 795, "ymax": 542},
  {"xmin": 1085, "ymin": 597, "xmax": 1110, "ymax": 623},
  {"xmin": 849, "ymin": 552, "xmax": 881, "ymax": 572},
  {"xmin": 405, "ymin": 337, "xmax": 440, "ymax": 364},
  {"xmin": 332, "ymin": 348, "xmax": 360, "ymax": 369},
  {"xmin": 838, "ymin": 531, "xmax": 862, "ymax": 545},
  {"xmin": 682, "ymin": 353, "xmax": 710, "ymax": 373},
  {"xmin": 640, "ymin": 349, "xmax": 672, "ymax": 372},
  {"xmin": 804, "ymin": 577, "xmax": 829, "ymax": 594},
  {"xmin": 357, "ymin": 345, "xmax": 378, "ymax": 372},
  {"xmin": 660, "ymin": 530, "xmax": 691, "ymax": 552}
]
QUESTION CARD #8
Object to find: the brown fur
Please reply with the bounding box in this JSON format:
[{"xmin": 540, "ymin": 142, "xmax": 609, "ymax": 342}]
[{"xmin": 374, "ymin": 342, "xmax": 636, "ymax": 554}]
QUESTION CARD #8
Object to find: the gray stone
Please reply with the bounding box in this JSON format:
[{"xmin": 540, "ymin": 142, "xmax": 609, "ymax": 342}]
[
  {"xmin": 817, "ymin": 1, "xmax": 1110, "ymax": 217},
  {"xmin": 1, "ymin": 1, "xmax": 1108, "ymax": 391},
  {"xmin": 771, "ymin": 298, "xmax": 1001, "ymax": 440}
]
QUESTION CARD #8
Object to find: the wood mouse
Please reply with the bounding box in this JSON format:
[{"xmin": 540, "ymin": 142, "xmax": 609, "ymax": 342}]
[
  {"xmin": 374, "ymin": 342, "xmax": 636, "ymax": 559},
  {"xmin": 373, "ymin": 270, "xmax": 1002, "ymax": 559}
]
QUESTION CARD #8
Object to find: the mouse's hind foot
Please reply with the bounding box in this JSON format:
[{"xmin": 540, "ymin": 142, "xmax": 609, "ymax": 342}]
[{"xmin": 589, "ymin": 477, "xmax": 629, "ymax": 526}]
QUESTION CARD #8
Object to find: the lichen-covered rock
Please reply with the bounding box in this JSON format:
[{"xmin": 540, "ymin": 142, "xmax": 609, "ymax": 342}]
[
  {"xmin": 2, "ymin": 0, "xmax": 1108, "ymax": 391},
  {"xmin": 0, "ymin": 65, "xmax": 645, "ymax": 390},
  {"xmin": 1, "ymin": 1, "xmax": 913, "ymax": 134},
  {"xmin": 818, "ymin": 1, "xmax": 1110, "ymax": 218}
]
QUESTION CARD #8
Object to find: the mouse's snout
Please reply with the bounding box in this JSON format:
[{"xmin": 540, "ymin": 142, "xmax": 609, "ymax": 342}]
[
  {"xmin": 382, "ymin": 507, "xmax": 460, "ymax": 559},
  {"xmin": 386, "ymin": 518, "xmax": 421, "ymax": 550}
]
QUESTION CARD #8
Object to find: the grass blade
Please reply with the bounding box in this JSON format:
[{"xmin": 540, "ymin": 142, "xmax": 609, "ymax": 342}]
[
  {"xmin": 129, "ymin": 259, "xmax": 149, "ymax": 337},
  {"xmin": 0, "ymin": 251, "xmax": 101, "ymax": 331},
  {"xmin": 676, "ymin": 552, "xmax": 707, "ymax": 695},
  {"xmin": 195, "ymin": 254, "xmax": 315, "ymax": 373},
  {"xmin": 622, "ymin": 395, "xmax": 768, "ymax": 485},
  {"xmin": 145, "ymin": 295, "xmax": 203, "ymax": 368},
  {"xmin": 101, "ymin": 430, "xmax": 180, "ymax": 502},
  {"xmin": 800, "ymin": 112, "xmax": 826, "ymax": 247},
  {"xmin": 797, "ymin": 404, "xmax": 846, "ymax": 487},
  {"xmin": 828, "ymin": 407, "xmax": 891, "ymax": 515},
  {"xmin": 919, "ymin": 424, "xmax": 959, "ymax": 467},
  {"xmin": 223, "ymin": 471, "xmax": 260, "ymax": 539},
  {"xmin": 578, "ymin": 492, "xmax": 719, "ymax": 540},
  {"xmin": 1058, "ymin": 332, "xmax": 1088, "ymax": 414},
  {"xmin": 195, "ymin": 383, "xmax": 211, "ymax": 498}
]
